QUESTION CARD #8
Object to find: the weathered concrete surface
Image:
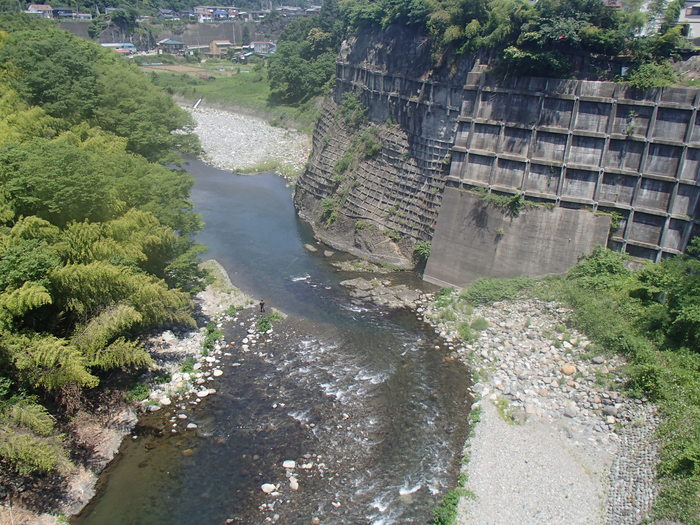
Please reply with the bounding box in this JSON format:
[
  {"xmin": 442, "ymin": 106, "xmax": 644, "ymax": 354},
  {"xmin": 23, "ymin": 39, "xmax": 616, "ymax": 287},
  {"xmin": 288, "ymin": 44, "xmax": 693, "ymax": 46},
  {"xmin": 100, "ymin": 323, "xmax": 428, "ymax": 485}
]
[{"xmin": 424, "ymin": 189, "xmax": 611, "ymax": 287}]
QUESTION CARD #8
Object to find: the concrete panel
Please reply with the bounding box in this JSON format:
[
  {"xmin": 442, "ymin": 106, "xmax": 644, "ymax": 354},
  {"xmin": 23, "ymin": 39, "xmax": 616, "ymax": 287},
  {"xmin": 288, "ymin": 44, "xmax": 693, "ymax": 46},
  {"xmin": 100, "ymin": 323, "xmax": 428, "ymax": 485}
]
[
  {"xmin": 477, "ymin": 92, "xmax": 508, "ymax": 121},
  {"xmin": 540, "ymin": 97, "xmax": 573, "ymax": 128},
  {"xmin": 464, "ymin": 154, "xmax": 494, "ymax": 184},
  {"xmin": 613, "ymin": 104, "xmax": 652, "ymax": 136},
  {"xmin": 645, "ymin": 144, "xmax": 681, "ymax": 176},
  {"xmin": 471, "ymin": 123, "xmax": 500, "ymax": 151},
  {"xmin": 461, "ymin": 91, "xmax": 478, "ymax": 115},
  {"xmin": 545, "ymin": 78, "xmax": 579, "ymax": 95},
  {"xmin": 575, "ymin": 101, "xmax": 611, "ymax": 133},
  {"xmin": 626, "ymin": 244, "xmax": 658, "ymax": 260},
  {"xmin": 455, "ymin": 122, "xmax": 470, "ymax": 149},
  {"xmin": 599, "ymin": 173, "xmax": 636, "ymax": 205},
  {"xmin": 628, "ymin": 212, "xmax": 664, "ymax": 245},
  {"xmin": 680, "ymin": 148, "xmax": 700, "ymax": 182},
  {"xmin": 660, "ymin": 87, "xmax": 696, "ymax": 105},
  {"xmin": 653, "ymin": 108, "xmax": 691, "ymax": 142},
  {"xmin": 605, "ymin": 140, "xmax": 644, "ymax": 171},
  {"xmin": 533, "ymin": 131, "xmax": 567, "ymax": 162},
  {"xmin": 690, "ymin": 113, "xmax": 700, "ymax": 144},
  {"xmin": 506, "ymin": 94, "xmax": 540, "ymax": 125},
  {"xmin": 671, "ymin": 184, "xmax": 700, "ymax": 216},
  {"xmin": 636, "ymin": 178, "xmax": 672, "ymax": 211},
  {"xmin": 424, "ymin": 189, "xmax": 611, "ymax": 286},
  {"xmin": 662, "ymin": 219, "xmax": 685, "ymax": 250},
  {"xmin": 492, "ymin": 159, "xmax": 526, "ymax": 188},
  {"xmin": 526, "ymin": 164, "xmax": 561, "ymax": 195},
  {"xmin": 581, "ymin": 81, "xmax": 616, "ymax": 98},
  {"xmin": 562, "ymin": 169, "xmax": 597, "ymax": 200},
  {"xmin": 502, "ymin": 127, "xmax": 531, "ymax": 156},
  {"xmin": 569, "ymin": 135, "xmax": 604, "ymax": 167}
]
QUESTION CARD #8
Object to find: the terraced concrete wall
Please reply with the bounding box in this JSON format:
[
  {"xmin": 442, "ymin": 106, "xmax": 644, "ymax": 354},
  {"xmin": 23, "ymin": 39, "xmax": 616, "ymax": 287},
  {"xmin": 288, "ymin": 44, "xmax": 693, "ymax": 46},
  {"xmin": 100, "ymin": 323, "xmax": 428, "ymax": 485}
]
[
  {"xmin": 295, "ymin": 28, "xmax": 700, "ymax": 285},
  {"xmin": 444, "ymin": 72, "xmax": 700, "ymax": 263}
]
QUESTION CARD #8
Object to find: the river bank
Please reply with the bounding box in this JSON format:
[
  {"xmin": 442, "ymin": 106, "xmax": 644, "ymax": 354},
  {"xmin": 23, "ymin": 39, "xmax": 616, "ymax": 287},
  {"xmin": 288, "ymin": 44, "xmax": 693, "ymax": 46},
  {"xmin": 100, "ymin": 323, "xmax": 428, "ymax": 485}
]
[
  {"xmin": 420, "ymin": 295, "xmax": 660, "ymax": 525},
  {"xmin": 0, "ymin": 260, "xmax": 254, "ymax": 525}
]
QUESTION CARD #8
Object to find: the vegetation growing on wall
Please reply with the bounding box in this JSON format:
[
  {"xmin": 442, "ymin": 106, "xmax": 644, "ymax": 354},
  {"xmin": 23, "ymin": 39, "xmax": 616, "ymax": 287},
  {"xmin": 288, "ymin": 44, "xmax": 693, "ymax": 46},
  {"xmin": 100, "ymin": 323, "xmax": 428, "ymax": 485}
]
[{"xmin": 0, "ymin": 17, "xmax": 204, "ymax": 479}]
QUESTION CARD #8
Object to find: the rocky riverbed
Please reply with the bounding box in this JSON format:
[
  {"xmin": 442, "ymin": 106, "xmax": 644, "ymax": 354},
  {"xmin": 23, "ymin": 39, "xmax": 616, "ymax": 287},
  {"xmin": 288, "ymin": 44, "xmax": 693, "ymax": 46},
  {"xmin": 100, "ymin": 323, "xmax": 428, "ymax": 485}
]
[{"xmin": 187, "ymin": 106, "xmax": 311, "ymax": 179}]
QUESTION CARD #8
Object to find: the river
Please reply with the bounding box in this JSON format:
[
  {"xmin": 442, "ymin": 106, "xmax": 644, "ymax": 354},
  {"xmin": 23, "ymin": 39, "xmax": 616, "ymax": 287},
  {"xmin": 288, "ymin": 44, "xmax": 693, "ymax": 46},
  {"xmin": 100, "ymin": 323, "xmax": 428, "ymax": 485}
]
[{"xmin": 73, "ymin": 158, "xmax": 472, "ymax": 524}]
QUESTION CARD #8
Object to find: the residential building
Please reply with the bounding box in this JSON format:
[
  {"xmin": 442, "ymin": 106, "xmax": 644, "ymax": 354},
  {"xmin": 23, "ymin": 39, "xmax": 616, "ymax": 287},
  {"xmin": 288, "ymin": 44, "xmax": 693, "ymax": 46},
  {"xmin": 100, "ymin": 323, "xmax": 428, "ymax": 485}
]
[
  {"xmin": 26, "ymin": 4, "xmax": 53, "ymax": 18},
  {"xmin": 251, "ymin": 41, "xmax": 276, "ymax": 55},
  {"xmin": 679, "ymin": 0, "xmax": 700, "ymax": 44}
]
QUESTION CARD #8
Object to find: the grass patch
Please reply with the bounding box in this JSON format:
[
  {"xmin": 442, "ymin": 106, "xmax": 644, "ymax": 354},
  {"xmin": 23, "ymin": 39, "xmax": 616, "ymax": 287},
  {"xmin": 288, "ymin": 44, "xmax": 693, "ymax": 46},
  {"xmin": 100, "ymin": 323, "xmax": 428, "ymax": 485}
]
[
  {"xmin": 202, "ymin": 321, "xmax": 223, "ymax": 354},
  {"xmin": 457, "ymin": 321, "xmax": 476, "ymax": 342},
  {"xmin": 494, "ymin": 397, "xmax": 520, "ymax": 425},
  {"xmin": 459, "ymin": 277, "xmax": 535, "ymax": 305},
  {"xmin": 126, "ymin": 383, "xmax": 149, "ymax": 402},
  {"xmin": 470, "ymin": 317, "xmax": 489, "ymax": 331},
  {"xmin": 225, "ymin": 305, "xmax": 243, "ymax": 316},
  {"xmin": 180, "ymin": 357, "xmax": 195, "ymax": 373}
]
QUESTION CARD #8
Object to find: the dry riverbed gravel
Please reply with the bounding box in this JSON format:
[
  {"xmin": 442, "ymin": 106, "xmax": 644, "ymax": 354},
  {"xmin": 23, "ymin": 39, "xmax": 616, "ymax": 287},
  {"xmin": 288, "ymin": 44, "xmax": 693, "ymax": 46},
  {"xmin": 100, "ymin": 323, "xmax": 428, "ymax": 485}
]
[{"xmin": 187, "ymin": 106, "xmax": 311, "ymax": 178}]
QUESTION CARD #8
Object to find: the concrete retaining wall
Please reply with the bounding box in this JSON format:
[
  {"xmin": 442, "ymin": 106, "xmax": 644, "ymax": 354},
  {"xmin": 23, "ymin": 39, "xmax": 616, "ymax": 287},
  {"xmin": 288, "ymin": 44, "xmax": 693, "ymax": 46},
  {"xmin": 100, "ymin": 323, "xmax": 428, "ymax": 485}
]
[{"xmin": 424, "ymin": 190, "xmax": 612, "ymax": 287}]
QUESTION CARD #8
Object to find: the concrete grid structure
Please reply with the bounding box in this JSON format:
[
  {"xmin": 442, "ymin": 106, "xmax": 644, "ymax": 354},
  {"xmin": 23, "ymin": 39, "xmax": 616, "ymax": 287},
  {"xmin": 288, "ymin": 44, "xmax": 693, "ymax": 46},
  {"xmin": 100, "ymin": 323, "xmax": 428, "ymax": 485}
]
[{"xmin": 448, "ymin": 72, "xmax": 700, "ymax": 262}]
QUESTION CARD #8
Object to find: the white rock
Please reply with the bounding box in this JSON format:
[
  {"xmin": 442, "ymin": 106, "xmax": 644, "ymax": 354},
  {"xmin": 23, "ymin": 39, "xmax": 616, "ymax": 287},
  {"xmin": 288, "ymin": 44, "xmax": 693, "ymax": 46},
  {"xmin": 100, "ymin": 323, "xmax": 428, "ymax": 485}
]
[
  {"xmin": 213, "ymin": 369, "xmax": 223, "ymax": 377},
  {"xmin": 159, "ymin": 397, "xmax": 172, "ymax": 406},
  {"xmin": 177, "ymin": 413, "xmax": 188, "ymax": 419},
  {"xmin": 289, "ymin": 477, "xmax": 299, "ymax": 491},
  {"xmin": 186, "ymin": 422, "xmax": 198, "ymax": 429},
  {"xmin": 197, "ymin": 390, "xmax": 209, "ymax": 398},
  {"xmin": 282, "ymin": 460, "xmax": 296, "ymax": 469},
  {"xmin": 261, "ymin": 483, "xmax": 276, "ymax": 494}
]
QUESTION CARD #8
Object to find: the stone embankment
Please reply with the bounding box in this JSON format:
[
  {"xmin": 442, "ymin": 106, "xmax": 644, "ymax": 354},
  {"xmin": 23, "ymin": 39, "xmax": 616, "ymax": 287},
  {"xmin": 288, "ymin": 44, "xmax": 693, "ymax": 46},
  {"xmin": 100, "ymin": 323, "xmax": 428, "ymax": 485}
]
[
  {"xmin": 418, "ymin": 296, "xmax": 660, "ymax": 525},
  {"xmin": 187, "ymin": 106, "xmax": 311, "ymax": 179}
]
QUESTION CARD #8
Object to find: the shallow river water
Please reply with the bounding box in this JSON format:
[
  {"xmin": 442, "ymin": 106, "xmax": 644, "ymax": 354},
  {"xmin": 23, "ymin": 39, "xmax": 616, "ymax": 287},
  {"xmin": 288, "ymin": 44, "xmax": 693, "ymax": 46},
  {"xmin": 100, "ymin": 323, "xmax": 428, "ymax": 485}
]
[{"xmin": 74, "ymin": 158, "xmax": 472, "ymax": 524}]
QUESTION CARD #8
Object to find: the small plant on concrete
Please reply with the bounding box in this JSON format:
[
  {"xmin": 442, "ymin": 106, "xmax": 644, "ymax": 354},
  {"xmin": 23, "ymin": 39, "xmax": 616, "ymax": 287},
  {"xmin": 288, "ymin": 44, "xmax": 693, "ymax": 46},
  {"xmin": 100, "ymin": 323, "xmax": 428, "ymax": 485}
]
[{"xmin": 413, "ymin": 241, "xmax": 431, "ymax": 262}]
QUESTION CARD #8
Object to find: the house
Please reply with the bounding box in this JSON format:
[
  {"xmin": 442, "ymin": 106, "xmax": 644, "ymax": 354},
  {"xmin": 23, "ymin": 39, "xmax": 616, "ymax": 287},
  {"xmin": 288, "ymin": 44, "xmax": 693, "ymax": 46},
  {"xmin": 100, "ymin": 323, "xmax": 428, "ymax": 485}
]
[
  {"xmin": 207, "ymin": 40, "xmax": 234, "ymax": 57},
  {"xmin": 157, "ymin": 8, "xmax": 178, "ymax": 20},
  {"xmin": 26, "ymin": 4, "xmax": 53, "ymax": 18},
  {"xmin": 101, "ymin": 42, "xmax": 136, "ymax": 54},
  {"xmin": 679, "ymin": 1, "xmax": 700, "ymax": 43},
  {"xmin": 52, "ymin": 6, "xmax": 74, "ymax": 18},
  {"xmin": 251, "ymin": 41, "xmax": 276, "ymax": 55},
  {"xmin": 157, "ymin": 39, "xmax": 187, "ymax": 55}
]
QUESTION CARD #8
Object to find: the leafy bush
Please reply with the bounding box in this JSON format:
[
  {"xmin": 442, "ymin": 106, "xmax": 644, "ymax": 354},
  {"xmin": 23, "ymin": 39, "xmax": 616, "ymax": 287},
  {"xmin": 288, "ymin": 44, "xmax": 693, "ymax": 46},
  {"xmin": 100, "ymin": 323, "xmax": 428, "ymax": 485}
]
[
  {"xmin": 457, "ymin": 321, "xmax": 476, "ymax": 342},
  {"xmin": 320, "ymin": 198, "xmax": 339, "ymax": 226},
  {"xmin": 256, "ymin": 311, "xmax": 283, "ymax": 332},
  {"xmin": 338, "ymin": 92, "xmax": 367, "ymax": 128},
  {"xmin": 413, "ymin": 241, "xmax": 431, "ymax": 262},
  {"xmin": 625, "ymin": 61, "xmax": 677, "ymax": 89}
]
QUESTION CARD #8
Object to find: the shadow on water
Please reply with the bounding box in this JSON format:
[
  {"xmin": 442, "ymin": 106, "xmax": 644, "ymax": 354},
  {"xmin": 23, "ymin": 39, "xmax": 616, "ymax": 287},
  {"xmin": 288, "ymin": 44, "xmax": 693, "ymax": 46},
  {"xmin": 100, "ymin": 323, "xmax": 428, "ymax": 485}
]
[{"xmin": 73, "ymin": 159, "xmax": 472, "ymax": 524}]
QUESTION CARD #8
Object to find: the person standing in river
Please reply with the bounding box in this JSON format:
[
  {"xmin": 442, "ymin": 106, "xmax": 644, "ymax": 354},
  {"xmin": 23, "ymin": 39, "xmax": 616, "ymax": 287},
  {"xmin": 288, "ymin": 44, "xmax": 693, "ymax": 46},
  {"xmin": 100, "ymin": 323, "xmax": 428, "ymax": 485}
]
[{"xmin": 260, "ymin": 299, "xmax": 265, "ymax": 313}]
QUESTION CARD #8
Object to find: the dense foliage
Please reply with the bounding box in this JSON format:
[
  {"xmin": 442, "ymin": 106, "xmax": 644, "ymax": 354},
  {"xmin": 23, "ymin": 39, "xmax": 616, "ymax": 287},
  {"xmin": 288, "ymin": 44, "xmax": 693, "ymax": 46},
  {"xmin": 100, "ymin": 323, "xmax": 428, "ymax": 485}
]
[
  {"xmin": 267, "ymin": 0, "xmax": 345, "ymax": 103},
  {"xmin": 340, "ymin": 0, "xmax": 690, "ymax": 80},
  {"xmin": 263, "ymin": 0, "xmax": 696, "ymax": 105},
  {"xmin": 0, "ymin": 17, "xmax": 204, "ymax": 478}
]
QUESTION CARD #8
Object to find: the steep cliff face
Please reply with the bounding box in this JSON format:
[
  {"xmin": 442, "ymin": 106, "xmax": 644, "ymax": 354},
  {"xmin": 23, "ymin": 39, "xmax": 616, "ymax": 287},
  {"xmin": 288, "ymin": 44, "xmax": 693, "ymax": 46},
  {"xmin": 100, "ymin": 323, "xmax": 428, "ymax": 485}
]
[
  {"xmin": 294, "ymin": 26, "xmax": 474, "ymax": 267},
  {"xmin": 294, "ymin": 27, "xmax": 700, "ymax": 284}
]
